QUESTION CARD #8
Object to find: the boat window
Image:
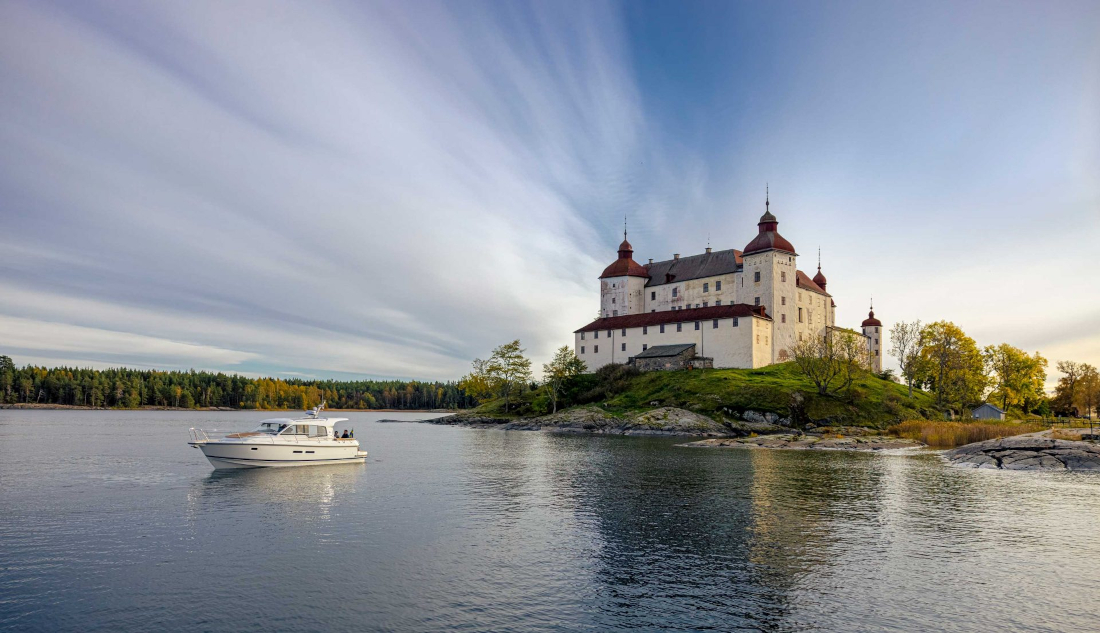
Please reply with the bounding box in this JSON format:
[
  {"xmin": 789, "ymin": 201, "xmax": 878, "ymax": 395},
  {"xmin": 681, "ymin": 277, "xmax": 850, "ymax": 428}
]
[
  {"xmin": 308, "ymin": 425, "xmax": 327, "ymax": 437},
  {"xmin": 256, "ymin": 422, "xmax": 281, "ymax": 434},
  {"xmin": 281, "ymin": 424, "xmax": 308, "ymax": 435}
]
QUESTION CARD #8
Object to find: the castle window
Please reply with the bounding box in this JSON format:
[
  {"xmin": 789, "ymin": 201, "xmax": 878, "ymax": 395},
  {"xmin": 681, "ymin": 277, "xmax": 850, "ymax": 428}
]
[
  {"xmin": 660, "ymin": 324, "xmax": 665, "ymax": 333},
  {"xmin": 799, "ymin": 308, "xmax": 803, "ymax": 323},
  {"xmin": 712, "ymin": 319, "xmax": 718, "ymax": 329},
  {"xmin": 581, "ymin": 332, "xmax": 585, "ymax": 340},
  {"xmin": 651, "ymin": 291, "xmax": 656, "ymax": 300},
  {"xmin": 622, "ymin": 328, "xmax": 626, "ymax": 336},
  {"xmin": 594, "ymin": 331, "xmax": 598, "ymax": 339},
  {"xmin": 606, "ymin": 330, "xmax": 612, "ymax": 337},
  {"xmin": 781, "ymin": 271, "xmax": 786, "ymax": 282},
  {"xmin": 581, "ymin": 346, "xmax": 585, "ymax": 354},
  {"xmin": 642, "ymin": 344, "xmax": 648, "ymax": 351},
  {"xmin": 703, "ymin": 301, "xmax": 708, "ymax": 307},
  {"xmin": 594, "ymin": 345, "xmax": 599, "ymax": 353},
  {"xmin": 695, "ymin": 304, "xmax": 700, "ymax": 308},
  {"xmin": 733, "ymin": 317, "xmax": 739, "ymax": 327},
  {"xmin": 756, "ymin": 334, "xmax": 760, "ymax": 343},
  {"xmin": 694, "ymin": 321, "xmax": 700, "ymax": 330},
  {"xmin": 754, "ymin": 297, "xmax": 760, "ymax": 306},
  {"xmin": 672, "ymin": 287, "xmax": 678, "ymax": 297},
  {"xmin": 676, "ymin": 323, "xmax": 682, "ymax": 332},
  {"xmin": 782, "ymin": 314, "xmax": 786, "ymax": 323},
  {"xmin": 875, "ymin": 350, "xmax": 879, "ymax": 356},
  {"xmin": 651, "ymin": 309, "xmax": 655, "ymax": 313},
  {"xmin": 621, "ymin": 343, "xmax": 626, "ymax": 352},
  {"xmin": 643, "ymin": 326, "xmax": 648, "ymax": 335},
  {"xmin": 612, "ymin": 297, "xmax": 615, "ymax": 304},
  {"xmin": 703, "ymin": 282, "xmax": 709, "ymax": 292},
  {"xmin": 754, "ymin": 271, "xmax": 761, "ymax": 282},
  {"xmin": 613, "ymin": 310, "xmax": 618, "ymax": 316},
  {"xmin": 715, "ymin": 300, "xmax": 722, "ymax": 306},
  {"xmin": 781, "ymin": 297, "xmax": 786, "ymax": 306},
  {"xmin": 716, "ymin": 281, "xmax": 722, "ymax": 291}
]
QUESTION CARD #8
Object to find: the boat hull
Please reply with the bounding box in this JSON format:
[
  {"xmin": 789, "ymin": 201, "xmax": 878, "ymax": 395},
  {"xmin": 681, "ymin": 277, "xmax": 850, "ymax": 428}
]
[{"xmin": 191, "ymin": 441, "xmax": 367, "ymax": 470}]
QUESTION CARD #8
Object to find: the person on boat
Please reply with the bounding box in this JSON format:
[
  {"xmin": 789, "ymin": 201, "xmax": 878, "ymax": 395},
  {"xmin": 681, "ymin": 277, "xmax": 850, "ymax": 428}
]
[{"xmin": 341, "ymin": 429, "xmax": 350, "ymax": 439}]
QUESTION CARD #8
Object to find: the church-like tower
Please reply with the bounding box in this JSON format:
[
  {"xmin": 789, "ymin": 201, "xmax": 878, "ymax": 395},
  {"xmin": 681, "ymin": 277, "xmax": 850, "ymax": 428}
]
[
  {"xmin": 599, "ymin": 232, "xmax": 648, "ymax": 317},
  {"xmin": 862, "ymin": 301, "xmax": 883, "ymax": 373},
  {"xmin": 737, "ymin": 191, "xmax": 798, "ymax": 362}
]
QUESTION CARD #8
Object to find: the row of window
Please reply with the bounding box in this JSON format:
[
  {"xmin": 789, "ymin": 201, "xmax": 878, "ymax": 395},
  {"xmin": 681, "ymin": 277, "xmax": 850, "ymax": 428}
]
[{"xmin": 580, "ymin": 343, "xmax": 666, "ymax": 355}]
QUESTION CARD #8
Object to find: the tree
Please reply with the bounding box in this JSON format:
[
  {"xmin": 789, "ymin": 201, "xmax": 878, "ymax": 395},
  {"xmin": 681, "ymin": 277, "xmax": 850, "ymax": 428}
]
[
  {"xmin": 459, "ymin": 358, "xmax": 496, "ymax": 404},
  {"xmin": 1077, "ymin": 364, "xmax": 1099, "ymax": 420},
  {"xmin": 486, "ymin": 340, "xmax": 532, "ymax": 412},
  {"xmin": 542, "ymin": 346, "xmax": 587, "ymax": 414},
  {"xmin": 915, "ymin": 321, "xmax": 987, "ymax": 414},
  {"xmin": 983, "ymin": 344, "xmax": 1046, "ymax": 413},
  {"xmin": 791, "ymin": 328, "xmax": 867, "ymax": 396},
  {"xmin": 1053, "ymin": 360, "xmax": 1083, "ymax": 416},
  {"xmin": 889, "ymin": 320, "xmax": 924, "ymax": 398}
]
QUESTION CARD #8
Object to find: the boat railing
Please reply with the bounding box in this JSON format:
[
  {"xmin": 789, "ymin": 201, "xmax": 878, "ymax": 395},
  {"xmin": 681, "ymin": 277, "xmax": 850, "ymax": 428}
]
[{"xmin": 189, "ymin": 428, "xmax": 349, "ymax": 444}]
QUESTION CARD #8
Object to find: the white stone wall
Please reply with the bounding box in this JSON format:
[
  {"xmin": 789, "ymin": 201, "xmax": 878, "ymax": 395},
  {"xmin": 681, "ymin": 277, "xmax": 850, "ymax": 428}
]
[
  {"xmin": 863, "ymin": 323, "xmax": 884, "ymax": 373},
  {"xmin": 644, "ymin": 273, "xmax": 739, "ymax": 312},
  {"xmin": 600, "ymin": 276, "xmax": 646, "ymax": 317},
  {"xmin": 795, "ymin": 288, "xmax": 832, "ymax": 346},
  {"xmin": 738, "ymin": 251, "xmax": 799, "ymax": 364},
  {"xmin": 574, "ymin": 315, "xmax": 773, "ymax": 372}
]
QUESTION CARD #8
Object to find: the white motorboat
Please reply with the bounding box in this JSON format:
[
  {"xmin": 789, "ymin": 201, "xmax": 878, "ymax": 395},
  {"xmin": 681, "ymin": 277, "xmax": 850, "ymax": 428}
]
[{"xmin": 188, "ymin": 403, "xmax": 367, "ymax": 469}]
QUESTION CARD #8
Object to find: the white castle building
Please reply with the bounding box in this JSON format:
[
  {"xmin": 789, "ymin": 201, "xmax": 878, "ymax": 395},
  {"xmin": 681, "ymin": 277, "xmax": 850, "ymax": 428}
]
[{"xmin": 573, "ymin": 195, "xmax": 884, "ymax": 372}]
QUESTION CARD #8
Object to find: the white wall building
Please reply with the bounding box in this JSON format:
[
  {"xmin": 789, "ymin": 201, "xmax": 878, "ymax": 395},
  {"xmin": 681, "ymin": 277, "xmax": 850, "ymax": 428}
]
[{"xmin": 574, "ymin": 194, "xmax": 883, "ymax": 371}]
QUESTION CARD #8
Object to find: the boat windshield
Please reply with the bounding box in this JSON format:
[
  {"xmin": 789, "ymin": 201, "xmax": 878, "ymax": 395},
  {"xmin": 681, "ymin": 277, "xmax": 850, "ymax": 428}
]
[{"xmin": 255, "ymin": 422, "xmax": 285, "ymax": 434}]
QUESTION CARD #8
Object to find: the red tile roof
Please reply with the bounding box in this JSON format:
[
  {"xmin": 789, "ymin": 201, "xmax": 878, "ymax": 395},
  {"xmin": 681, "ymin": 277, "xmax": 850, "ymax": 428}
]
[
  {"xmin": 575, "ymin": 304, "xmax": 769, "ymax": 333},
  {"xmin": 600, "ymin": 238, "xmax": 649, "ymax": 278},
  {"xmin": 796, "ymin": 270, "xmax": 829, "ymax": 296},
  {"xmin": 862, "ymin": 309, "xmax": 882, "ymax": 327}
]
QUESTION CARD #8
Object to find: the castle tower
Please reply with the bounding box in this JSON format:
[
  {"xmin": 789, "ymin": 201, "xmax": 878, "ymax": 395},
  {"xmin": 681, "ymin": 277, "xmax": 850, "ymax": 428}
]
[
  {"xmin": 861, "ymin": 301, "xmax": 883, "ymax": 373},
  {"xmin": 599, "ymin": 231, "xmax": 648, "ymax": 317},
  {"xmin": 738, "ymin": 189, "xmax": 798, "ymax": 363}
]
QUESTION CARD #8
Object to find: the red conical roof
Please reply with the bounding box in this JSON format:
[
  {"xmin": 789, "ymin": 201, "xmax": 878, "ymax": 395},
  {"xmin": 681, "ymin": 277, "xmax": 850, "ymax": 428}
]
[{"xmin": 862, "ymin": 308, "xmax": 882, "ymax": 327}]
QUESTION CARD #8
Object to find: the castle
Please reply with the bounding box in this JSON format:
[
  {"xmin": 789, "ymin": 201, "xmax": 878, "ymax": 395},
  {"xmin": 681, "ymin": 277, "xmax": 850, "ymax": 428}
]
[{"xmin": 573, "ymin": 195, "xmax": 884, "ymax": 372}]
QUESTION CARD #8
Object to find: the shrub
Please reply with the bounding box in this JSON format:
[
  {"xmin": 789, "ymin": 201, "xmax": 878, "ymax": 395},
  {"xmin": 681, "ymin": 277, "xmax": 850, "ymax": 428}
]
[{"xmin": 887, "ymin": 420, "xmax": 1045, "ymax": 448}]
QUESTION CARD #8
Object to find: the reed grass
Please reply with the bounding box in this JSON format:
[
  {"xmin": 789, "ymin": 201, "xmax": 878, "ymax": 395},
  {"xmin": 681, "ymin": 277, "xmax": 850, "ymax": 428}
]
[{"xmin": 887, "ymin": 420, "xmax": 1046, "ymax": 448}]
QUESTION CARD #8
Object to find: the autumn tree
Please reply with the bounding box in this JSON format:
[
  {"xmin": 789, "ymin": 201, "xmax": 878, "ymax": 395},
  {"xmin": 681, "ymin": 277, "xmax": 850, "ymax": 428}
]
[
  {"xmin": 983, "ymin": 344, "xmax": 1048, "ymax": 413},
  {"xmin": 486, "ymin": 340, "xmax": 533, "ymax": 412},
  {"xmin": 1077, "ymin": 364, "xmax": 1099, "ymax": 420},
  {"xmin": 889, "ymin": 320, "xmax": 924, "ymax": 398},
  {"xmin": 1053, "ymin": 360, "xmax": 1083, "ymax": 416},
  {"xmin": 542, "ymin": 346, "xmax": 587, "ymax": 414},
  {"xmin": 916, "ymin": 321, "xmax": 987, "ymax": 414}
]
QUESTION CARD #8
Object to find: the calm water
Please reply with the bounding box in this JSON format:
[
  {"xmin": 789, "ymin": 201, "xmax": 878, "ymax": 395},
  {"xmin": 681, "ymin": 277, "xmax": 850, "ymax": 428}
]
[{"xmin": 2, "ymin": 410, "xmax": 1099, "ymax": 632}]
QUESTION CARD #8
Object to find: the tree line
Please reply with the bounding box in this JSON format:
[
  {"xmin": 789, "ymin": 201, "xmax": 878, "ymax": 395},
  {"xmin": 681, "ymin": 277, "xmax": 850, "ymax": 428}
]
[
  {"xmin": 889, "ymin": 320, "xmax": 1098, "ymax": 418},
  {"xmin": 0, "ymin": 355, "xmax": 475, "ymax": 410}
]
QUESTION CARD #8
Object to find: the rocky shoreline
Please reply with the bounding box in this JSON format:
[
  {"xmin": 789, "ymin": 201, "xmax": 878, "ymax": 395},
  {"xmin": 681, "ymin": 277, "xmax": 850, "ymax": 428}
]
[
  {"xmin": 420, "ymin": 406, "xmax": 790, "ymax": 437},
  {"xmin": 943, "ymin": 435, "xmax": 1100, "ymax": 471},
  {"xmin": 679, "ymin": 434, "xmax": 923, "ymax": 451}
]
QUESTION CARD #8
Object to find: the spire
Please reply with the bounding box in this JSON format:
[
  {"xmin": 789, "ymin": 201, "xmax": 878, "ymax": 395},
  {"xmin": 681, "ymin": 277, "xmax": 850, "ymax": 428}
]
[
  {"xmin": 817, "ymin": 247, "xmax": 821, "ymax": 272},
  {"xmin": 623, "ymin": 214, "xmax": 627, "ymax": 241},
  {"xmin": 765, "ymin": 183, "xmax": 769, "ymax": 213}
]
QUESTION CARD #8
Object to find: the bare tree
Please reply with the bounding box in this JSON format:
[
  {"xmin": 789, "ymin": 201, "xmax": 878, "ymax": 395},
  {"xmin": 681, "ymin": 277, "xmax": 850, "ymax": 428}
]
[
  {"xmin": 792, "ymin": 328, "xmax": 867, "ymax": 396},
  {"xmin": 889, "ymin": 320, "xmax": 923, "ymax": 398}
]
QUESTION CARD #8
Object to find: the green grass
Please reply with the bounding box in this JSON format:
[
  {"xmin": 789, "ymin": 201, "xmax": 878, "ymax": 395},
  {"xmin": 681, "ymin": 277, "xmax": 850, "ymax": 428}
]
[{"xmin": 471, "ymin": 362, "xmax": 941, "ymax": 429}]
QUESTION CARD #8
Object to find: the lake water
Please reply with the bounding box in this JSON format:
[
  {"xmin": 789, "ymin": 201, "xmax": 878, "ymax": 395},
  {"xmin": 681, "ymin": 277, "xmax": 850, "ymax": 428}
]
[{"xmin": 1, "ymin": 410, "xmax": 1098, "ymax": 632}]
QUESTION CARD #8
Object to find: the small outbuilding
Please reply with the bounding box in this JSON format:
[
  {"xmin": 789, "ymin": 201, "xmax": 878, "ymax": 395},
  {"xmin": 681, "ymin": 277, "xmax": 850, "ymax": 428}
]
[
  {"xmin": 629, "ymin": 344, "xmax": 711, "ymax": 372},
  {"xmin": 971, "ymin": 402, "xmax": 1006, "ymax": 421}
]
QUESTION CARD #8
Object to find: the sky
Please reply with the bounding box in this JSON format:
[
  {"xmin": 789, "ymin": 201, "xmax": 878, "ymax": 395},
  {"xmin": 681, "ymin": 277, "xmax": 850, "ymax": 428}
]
[{"xmin": 1, "ymin": 0, "xmax": 1098, "ymax": 386}]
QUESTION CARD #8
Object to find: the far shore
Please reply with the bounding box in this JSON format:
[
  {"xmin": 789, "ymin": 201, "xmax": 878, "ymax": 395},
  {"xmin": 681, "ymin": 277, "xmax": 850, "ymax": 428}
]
[{"xmin": 0, "ymin": 403, "xmax": 456, "ymax": 413}]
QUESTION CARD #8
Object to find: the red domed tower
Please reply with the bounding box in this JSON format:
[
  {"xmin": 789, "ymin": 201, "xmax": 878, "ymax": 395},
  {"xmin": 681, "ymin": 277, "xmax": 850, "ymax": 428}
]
[
  {"xmin": 739, "ymin": 186, "xmax": 798, "ymax": 364},
  {"xmin": 861, "ymin": 299, "xmax": 883, "ymax": 373},
  {"xmin": 599, "ymin": 228, "xmax": 648, "ymax": 317},
  {"xmin": 812, "ymin": 248, "xmax": 827, "ymax": 292}
]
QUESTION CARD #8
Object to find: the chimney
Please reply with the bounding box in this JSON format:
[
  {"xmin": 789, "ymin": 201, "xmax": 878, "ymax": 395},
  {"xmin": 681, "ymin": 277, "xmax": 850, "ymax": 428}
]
[
  {"xmin": 705, "ymin": 247, "xmax": 712, "ymax": 254},
  {"xmin": 648, "ymin": 258, "xmax": 653, "ymax": 264},
  {"xmin": 673, "ymin": 253, "xmax": 680, "ymax": 260}
]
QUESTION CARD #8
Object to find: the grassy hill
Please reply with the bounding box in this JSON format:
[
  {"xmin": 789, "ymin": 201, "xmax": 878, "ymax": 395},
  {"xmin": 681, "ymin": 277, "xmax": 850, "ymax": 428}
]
[{"xmin": 473, "ymin": 362, "xmax": 941, "ymax": 430}]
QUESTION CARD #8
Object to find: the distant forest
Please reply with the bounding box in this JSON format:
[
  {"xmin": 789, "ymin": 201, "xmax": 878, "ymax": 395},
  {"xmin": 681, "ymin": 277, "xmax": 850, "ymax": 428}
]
[{"xmin": 0, "ymin": 355, "xmax": 473, "ymax": 410}]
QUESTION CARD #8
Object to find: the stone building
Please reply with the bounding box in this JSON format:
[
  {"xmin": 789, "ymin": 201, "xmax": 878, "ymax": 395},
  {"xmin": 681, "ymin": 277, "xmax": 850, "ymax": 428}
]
[
  {"xmin": 630, "ymin": 344, "xmax": 710, "ymax": 372},
  {"xmin": 575, "ymin": 192, "xmax": 883, "ymax": 371}
]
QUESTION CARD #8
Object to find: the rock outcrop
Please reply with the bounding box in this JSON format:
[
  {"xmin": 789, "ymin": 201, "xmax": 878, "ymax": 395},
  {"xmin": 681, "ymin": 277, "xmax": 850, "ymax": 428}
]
[
  {"xmin": 681, "ymin": 434, "xmax": 922, "ymax": 451},
  {"xmin": 943, "ymin": 436, "xmax": 1100, "ymax": 471},
  {"xmin": 427, "ymin": 406, "xmax": 752, "ymax": 437}
]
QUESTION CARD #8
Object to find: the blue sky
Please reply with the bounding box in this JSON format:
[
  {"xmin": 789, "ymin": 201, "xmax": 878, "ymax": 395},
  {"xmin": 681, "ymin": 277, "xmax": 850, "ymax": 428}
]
[{"xmin": 1, "ymin": 0, "xmax": 1097, "ymax": 385}]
